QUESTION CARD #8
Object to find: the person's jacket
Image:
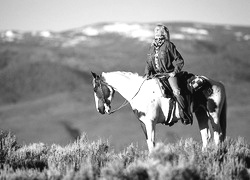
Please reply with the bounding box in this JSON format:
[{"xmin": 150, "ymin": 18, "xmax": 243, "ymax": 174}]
[{"xmin": 145, "ymin": 41, "xmax": 184, "ymax": 76}]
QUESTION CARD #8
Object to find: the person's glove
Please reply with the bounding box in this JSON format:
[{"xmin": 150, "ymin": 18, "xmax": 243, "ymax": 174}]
[
  {"xmin": 143, "ymin": 74, "xmax": 152, "ymax": 80},
  {"xmin": 169, "ymin": 72, "xmax": 176, "ymax": 77},
  {"xmin": 169, "ymin": 69, "xmax": 179, "ymax": 77}
]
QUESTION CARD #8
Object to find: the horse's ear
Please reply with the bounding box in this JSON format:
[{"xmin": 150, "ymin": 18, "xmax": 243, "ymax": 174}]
[{"xmin": 91, "ymin": 71, "xmax": 98, "ymax": 78}]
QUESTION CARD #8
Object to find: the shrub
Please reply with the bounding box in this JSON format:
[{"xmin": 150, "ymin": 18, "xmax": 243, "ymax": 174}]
[
  {"xmin": 0, "ymin": 132, "xmax": 249, "ymax": 180},
  {"xmin": 0, "ymin": 131, "xmax": 20, "ymax": 166},
  {"xmin": 6, "ymin": 142, "xmax": 49, "ymax": 170},
  {"xmin": 47, "ymin": 133, "xmax": 111, "ymax": 176}
]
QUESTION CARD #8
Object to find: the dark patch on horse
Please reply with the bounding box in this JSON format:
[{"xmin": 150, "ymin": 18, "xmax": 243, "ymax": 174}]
[
  {"xmin": 192, "ymin": 91, "xmax": 206, "ymax": 112},
  {"xmin": 101, "ymin": 84, "xmax": 111, "ymax": 100},
  {"xmin": 98, "ymin": 99, "xmax": 105, "ymax": 114},
  {"xmin": 207, "ymin": 99, "xmax": 217, "ymax": 113},
  {"xmin": 133, "ymin": 109, "xmax": 145, "ymax": 119},
  {"xmin": 177, "ymin": 71, "xmax": 195, "ymax": 94}
]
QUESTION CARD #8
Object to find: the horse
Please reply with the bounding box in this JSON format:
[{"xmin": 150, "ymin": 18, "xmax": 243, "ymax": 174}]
[{"xmin": 91, "ymin": 71, "xmax": 227, "ymax": 152}]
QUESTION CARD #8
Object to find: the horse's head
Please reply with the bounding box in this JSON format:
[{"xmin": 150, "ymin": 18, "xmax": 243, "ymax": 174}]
[{"xmin": 91, "ymin": 72, "xmax": 115, "ymax": 114}]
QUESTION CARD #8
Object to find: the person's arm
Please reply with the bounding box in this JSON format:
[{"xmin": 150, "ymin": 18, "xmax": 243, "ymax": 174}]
[
  {"xmin": 144, "ymin": 60, "xmax": 153, "ymax": 77},
  {"xmin": 170, "ymin": 43, "xmax": 184, "ymax": 74},
  {"xmin": 144, "ymin": 46, "xmax": 154, "ymax": 77}
]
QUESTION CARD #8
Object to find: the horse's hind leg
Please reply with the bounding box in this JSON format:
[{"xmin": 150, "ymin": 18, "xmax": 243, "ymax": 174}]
[
  {"xmin": 209, "ymin": 111, "xmax": 223, "ymax": 145},
  {"xmin": 195, "ymin": 107, "xmax": 211, "ymax": 149},
  {"xmin": 220, "ymin": 97, "xmax": 227, "ymax": 140},
  {"xmin": 208, "ymin": 81, "xmax": 226, "ymax": 145}
]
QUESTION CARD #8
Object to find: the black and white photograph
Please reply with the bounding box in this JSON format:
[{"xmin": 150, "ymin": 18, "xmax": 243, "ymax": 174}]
[{"xmin": 0, "ymin": 0, "xmax": 250, "ymax": 179}]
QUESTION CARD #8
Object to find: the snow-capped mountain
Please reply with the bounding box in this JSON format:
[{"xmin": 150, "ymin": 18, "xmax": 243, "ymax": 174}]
[
  {"xmin": 61, "ymin": 22, "xmax": 213, "ymax": 46},
  {"xmin": 1, "ymin": 22, "xmax": 249, "ymax": 46}
]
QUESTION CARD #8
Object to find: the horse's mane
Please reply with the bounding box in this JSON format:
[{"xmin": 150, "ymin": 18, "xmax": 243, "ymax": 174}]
[
  {"xmin": 103, "ymin": 71, "xmax": 143, "ymax": 81},
  {"xmin": 116, "ymin": 71, "xmax": 142, "ymax": 79},
  {"xmin": 101, "ymin": 71, "xmax": 145, "ymax": 89}
]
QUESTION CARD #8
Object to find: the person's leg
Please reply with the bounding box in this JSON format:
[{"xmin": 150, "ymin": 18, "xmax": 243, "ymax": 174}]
[
  {"xmin": 168, "ymin": 76, "xmax": 192, "ymax": 124},
  {"xmin": 168, "ymin": 77, "xmax": 184, "ymax": 108}
]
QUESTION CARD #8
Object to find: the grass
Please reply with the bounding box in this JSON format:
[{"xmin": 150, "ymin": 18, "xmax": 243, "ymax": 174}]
[{"xmin": 0, "ymin": 130, "xmax": 249, "ymax": 180}]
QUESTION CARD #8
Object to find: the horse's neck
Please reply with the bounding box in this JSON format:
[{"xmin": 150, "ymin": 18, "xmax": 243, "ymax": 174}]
[{"xmin": 102, "ymin": 72, "xmax": 144, "ymax": 100}]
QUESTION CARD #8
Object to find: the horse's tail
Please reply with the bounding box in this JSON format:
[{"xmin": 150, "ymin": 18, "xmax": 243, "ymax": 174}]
[{"xmin": 220, "ymin": 90, "xmax": 227, "ymax": 140}]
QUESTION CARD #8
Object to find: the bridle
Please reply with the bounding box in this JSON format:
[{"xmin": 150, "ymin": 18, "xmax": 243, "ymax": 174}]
[
  {"xmin": 93, "ymin": 79, "xmax": 112, "ymax": 106},
  {"xmin": 94, "ymin": 77, "xmax": 147, "ymax": 115}
]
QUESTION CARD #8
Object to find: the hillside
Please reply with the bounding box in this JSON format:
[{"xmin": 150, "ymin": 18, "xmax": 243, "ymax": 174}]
[{"xmin": 0, "ymin": 22, "xmax": 249, "ymax": 150}]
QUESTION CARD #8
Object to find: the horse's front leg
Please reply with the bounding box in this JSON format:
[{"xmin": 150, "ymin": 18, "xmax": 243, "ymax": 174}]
[
  {"xmin": 146, "ymin": 120, "xmax": 156, "ymax": 152},
  {"xmin": 139, "ymin": 118, "xmax": 156, "ymax": 153},
  {"xmin": 209, "ymin": 112, "xmax": 223, "ymax": 145}
]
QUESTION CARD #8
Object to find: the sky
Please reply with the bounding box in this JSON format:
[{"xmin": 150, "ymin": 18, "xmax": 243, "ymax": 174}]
[{"xmin": 1, "ymin": 0, "xmax": 250, "ymax": 32}]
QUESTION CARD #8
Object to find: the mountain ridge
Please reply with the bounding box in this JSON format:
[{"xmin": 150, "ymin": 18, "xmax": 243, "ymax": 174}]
[{"xmin": 1, "ymin": 22, "xmax": 250, "ymax": 45}]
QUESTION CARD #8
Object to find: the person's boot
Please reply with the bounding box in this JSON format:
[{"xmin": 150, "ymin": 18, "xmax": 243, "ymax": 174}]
[{"xmin": 175, "ymin": 94, "xmax": 193, "ymax": 125}]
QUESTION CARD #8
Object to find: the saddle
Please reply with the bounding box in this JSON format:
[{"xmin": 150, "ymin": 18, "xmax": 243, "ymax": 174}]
[
  {"xmin": 157, "ymin": 71, "xmax": 212, "ymax": 98},
  {"xmin": 157, "ymin": 71, "xmax": 192, "ymax": 98}
]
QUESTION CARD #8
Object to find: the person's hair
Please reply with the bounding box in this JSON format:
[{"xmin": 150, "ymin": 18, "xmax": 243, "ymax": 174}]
[{"xmin": 154, "ymin": 24, "xmax": 170, "ymax": 40}]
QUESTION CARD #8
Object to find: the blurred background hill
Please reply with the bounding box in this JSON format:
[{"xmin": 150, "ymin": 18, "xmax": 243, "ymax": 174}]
[{"xmin": 0, "ymin": 22, "xmax": 249, "ymax": 150}]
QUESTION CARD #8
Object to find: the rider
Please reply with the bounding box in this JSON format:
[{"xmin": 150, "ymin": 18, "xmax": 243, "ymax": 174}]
[{"xmin": 144, "ymin": 24, "xmax": 192, "ymax": 125}]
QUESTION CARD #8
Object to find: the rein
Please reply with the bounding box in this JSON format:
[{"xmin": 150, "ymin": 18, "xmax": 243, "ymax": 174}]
[
  {"xmin": 108, "ymin": 78, "xmax": 147, "ymax": 114},
  {"xmin": 100, "ymin": 73, "xmax": 168, "ymax": 115}
]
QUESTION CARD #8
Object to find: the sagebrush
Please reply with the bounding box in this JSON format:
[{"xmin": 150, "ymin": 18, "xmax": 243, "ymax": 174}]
[{"xmin": 0, "ymin": 130, "xmax": 249, "ymax": 180}]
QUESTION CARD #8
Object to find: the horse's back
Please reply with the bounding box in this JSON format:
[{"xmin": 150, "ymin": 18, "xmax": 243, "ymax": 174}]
[{"xmin": 131, "ymin": 78, "xmax": 162, "ymax": 110}]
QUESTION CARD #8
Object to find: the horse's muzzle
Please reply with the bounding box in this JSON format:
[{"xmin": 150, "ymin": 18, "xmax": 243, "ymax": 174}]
[
  {"xmin": 104, "ymin": 104, "xmax": 111, "ymax": 114},
  {"xmin": 98, "ymin": 106, "xmax": 105, "ymax": 114}
]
